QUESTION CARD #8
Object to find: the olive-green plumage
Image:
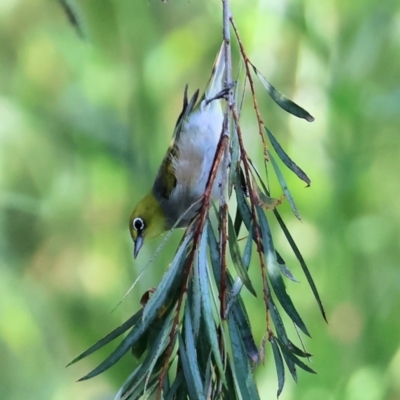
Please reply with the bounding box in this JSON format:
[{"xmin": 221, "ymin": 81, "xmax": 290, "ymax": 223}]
[{"xmin": 129, "ymin": 43, "xmax": 227, "ymax": 258}]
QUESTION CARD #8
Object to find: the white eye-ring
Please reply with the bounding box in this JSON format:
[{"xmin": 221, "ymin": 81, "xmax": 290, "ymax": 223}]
[{"xmin": 133, "ymin": 217, "xmax": 145, "ymax": 232}]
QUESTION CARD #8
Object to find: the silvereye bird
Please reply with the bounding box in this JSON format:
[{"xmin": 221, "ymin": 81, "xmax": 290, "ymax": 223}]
[{"xmin": 129, "ymin": 43, "xmax": 228, "ymax": 258}]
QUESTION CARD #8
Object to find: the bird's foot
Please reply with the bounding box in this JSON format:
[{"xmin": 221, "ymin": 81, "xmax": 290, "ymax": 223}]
[{"xmin": 205, "ymin": 82, "xmax": 236, "ymax": 105}]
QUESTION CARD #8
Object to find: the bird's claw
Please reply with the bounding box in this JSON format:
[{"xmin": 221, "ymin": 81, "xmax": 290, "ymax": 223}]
[{"xmin": 205, "ymin": 81, "xmax": 236, "ymax": 105}]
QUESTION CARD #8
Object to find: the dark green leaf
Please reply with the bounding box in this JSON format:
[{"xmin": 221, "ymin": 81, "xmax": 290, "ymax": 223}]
[
  {"xmin": 78, "ymin": 233, "xmax": 190, "ymax": 381},
  {"xmin": 242, "ymin": 227, "xmax": 253, "ymax": 270},
  {"xmin": 281, "ymin": 349, "xmax": 298, "ymax": 383},
  {"xmin": 164, "ymin": 372, "xmax": 184, "ymax": 400},
  {"xmin": 268, "ymin": 291, "xmax": 290, "ymax": 346},
  {"xmin": 265, "ymin": 126, "xmax": 311, "ymax": 186},
  {"xmin": 191, "ymin": 254, "xmax": 202, "ymax": 339},
  {"xmin": 178, "ymin": 331, "xmax": 205, "ymax": 400},
  {"xmin": 207, "ymin": 221, "xmax": 222, "ymax": 287},
  {"xmin": 183, "ymin": 305, "xmax": 205, "ymax": 399},
  {"xmin": 276, "ymin": 251, "xmax": 299, "ymax": 283},
  {"xmin": 273, "ymin": 209, "xmax": 327, "ymax": 322},
  {"xmin": 141, "ymin": 314, "xmax": 175, "ymax": 392},
  {"xmin": 231, "ymin": 300, "xmax": 259, "ymax": 364},
  {"xmin": 142, "ymin": 231, "xmax": 192, "ymax": 322},
  {"xmin": 281, "ymin": 339, "xmax": 312, "ymax": 359},
  {"xmin": 251, "ymin": 64, "xmax": 315, "ymax": 122},
  {"xmin": 277, "ymin": 338, "xmax": 316, "ymax": 375},
  {"xmin": 228, "ymin": 315, "xmax": 260, "ymax": 400},
  {"xmin": 67, "ymin": 309, "xmax": 143, "ymax": 366},
  {"xmin": 256, "ymin": 205, "xmax": 310, "ymax": 337},
  {"xmin": 114, "ymin": 366, "xmax": 141, "ymax": 400},
  {"xmin": 234, "ymin": 205, "xmax": 243, "ymax": 236},
  {"xmin": 227, "ymin": 227, "xmax": 253, "ymax": 314},
  {"xmin": 77, "ymin": 321, "xmax": 149, "ymax": 381},
  {"xmin": 235, "ymin": 182, "xmax": 252, "ymax": 230},
  {"xmin": 228, "ymin": 213, "xmax": 256, "ymax": 296},
  {"xmin": 111, "ymin": 309, "xmax": 174, "ymax": 398},
  {"xmin": 58, "ymin": 0, "xmax": 86, "ymax": 39},
  {"xmin": 269, "ymin": 152, "xmax": 301, "ymax": 220},
  {"xmin": 203, "ymin": 352, "xmax": 213, "ymax": 400},
  {"xmin": 271, "ymin": 336, "xmax": 285, "ymax": 397},
  {"xmin": 224, "ymin": 359, "xmax": 238, "ymax": 400},
  {"xmin": 197, "ymin": 222, "xmax": 225, "ymax": 381}
]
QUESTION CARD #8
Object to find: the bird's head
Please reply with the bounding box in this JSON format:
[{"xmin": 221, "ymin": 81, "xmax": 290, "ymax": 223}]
[{"xmin": 129, "ymin": 192, "xmax": 166, "ymax": 258}]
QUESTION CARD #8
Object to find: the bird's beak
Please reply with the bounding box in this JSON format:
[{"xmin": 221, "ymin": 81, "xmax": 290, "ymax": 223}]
[{"xmin": 134, "ymin": 234, "xmax": 144, "ymax": 259}]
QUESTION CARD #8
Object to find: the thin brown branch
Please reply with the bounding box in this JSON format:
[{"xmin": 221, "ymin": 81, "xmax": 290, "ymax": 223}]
[{"xmin": 230, "ymin": 17, "xmax": 269, "ymax": 162}]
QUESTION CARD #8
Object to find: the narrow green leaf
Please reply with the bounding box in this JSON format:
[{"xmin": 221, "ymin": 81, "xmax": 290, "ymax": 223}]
[
  {"xmin": 67, "ymin": 309, "xmax": 143, "ymax": 366},
  {"xmin": 208, "ymin": 221, "xmax": 259, "ymax": 363},
  {"xmin": 268, "ymin": 295, "xmax": 290, "ymax": 346},
  {"xmin": 178, "ymin": 332, "xmax": 205, "ymax": 400},
  {"xmin": 233, "ymin": 205, "xmax": 243, "ymax": 236},
  {"xmin": 228, "ymin": 314, "xmax": 261, "ymax": 400},
  {"xmin": 242, "ymin": 227, "xmax": 253, "ymax": 270},
  {"xmin": 224, "ymin": 357, "xmax": 239, "ymax": 400},
  {"xmin": 114, "ymin": 365, "xmax": 141, "ymax": 400},
  {"xmin": 282, "ymin": 339, "xmax": 312, "ymax": 359},
  {"xmin": 119, "ymin": 375, "xmax": 160, "ymax": 400},
  {"xmin": 256, "ymin": 205, "xmax": 310, "ymax": 337},
  {"xmin": 175, "ymin": 382, "xmax": 189, "ymax": 400},
  {"xmin": 162, "ymin": 371, "xmax": 171, "ymax": 395},
  {"xmin": 111, "ymin": 309, "xmax": 174, "ymax": 398},
  {"xmin": 142, "ymin": 231, "xmax": 192, "ymax": 322},
  {"xmin": 273, "ymin": 208, "xmax": 327, "ymax": 321},
  {"xmin": 277, "ymin": 338, "xmax": 316, "ymax": 374},
  {"xmin": 225, "ymin": 229, "xmax": 253, "ymax": 315},
  {"xmin": 281, "ymin": 349, "xmax": 298, "ymax": 383},
  {"xmin": 265, "ymin": 126, "xmax": 311, "ymax": 186},
  {"xmin": 78, "ymin": 233, "xmax": 190, "ymax": 381},
  {"xmin": 141, "ymin": 312, "xmax": 175, "ymax": 393},
  {"xmin": 77, "ymin": 321, "xmax": 149, "ymax": 381},
  {"xmin": 269, "ymin": 151, "xmax": 301, "ymax": 220},
  {"xmin": 141, "ymin": 380, "xmax": 159, "ymax": 400},
  {"xmin": 227, "ymin": 225, "xmax": 253, "ymax": 312},
  {"xmin": 58, "ymin": 0, "xmax": 86, "ymax": 39},
  {"xmin": 183, "ymin": 305, "xmax": 205, "ymax": 399},
  {"xmin": 197, "ymin": 222, "xmax": 225, "ymax": 381},
  {"xmin": 164, "ymin": 372, "xmax": 184, "ymax": 400},
  {"xmin": 203, "ymin": 352, "xmax": 213, "ymax": 400},
  {"xmin": 251, "ymin": 64, "xmax": 315, "ymax": 122},
  {"xmin": 228, "ymin": 213, "xmax": 256, "ymax": 296},
  {"xmin": 191, "ymin": 256, "xmax": 202, "ymax": 339},
  {"xmin": 235, "ymin": 182, "xmax": 252, "ymax": 230},
  {"xmin": 232, "ymin": 301, "xmax": 259, "ymax": 364},
  {"xmin": 276, "ymin": 251, "xmax": 299, "ymax": 283},
  {"xmin": 271, "ymin": 336, "xmax": 285, "ymax": 397},
  {"xmin": 207, "ymin": 221, "xmax": 222, "ymax": 287}
]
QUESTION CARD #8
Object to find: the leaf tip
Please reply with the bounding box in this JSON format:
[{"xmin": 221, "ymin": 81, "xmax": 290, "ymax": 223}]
[{"xmin": 305, "ymin": 114, "xmax": 315, "ymax": 122}]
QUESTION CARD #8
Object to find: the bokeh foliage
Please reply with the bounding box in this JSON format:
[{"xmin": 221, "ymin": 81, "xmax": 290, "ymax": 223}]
[{"xmin": 1, "ymin": 1, "xmax": 400, "ymax": 400}]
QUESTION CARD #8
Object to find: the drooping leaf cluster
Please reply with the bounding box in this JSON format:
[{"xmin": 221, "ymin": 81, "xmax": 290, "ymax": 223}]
[{"xmin": 67, "ymin": 37, "xmax": 325, "ymax": 400}]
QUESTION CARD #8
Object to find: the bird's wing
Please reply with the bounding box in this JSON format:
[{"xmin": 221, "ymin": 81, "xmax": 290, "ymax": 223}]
[{"xmin": 153, "ymin": 86, "xmax": 199, "ymax": 199}]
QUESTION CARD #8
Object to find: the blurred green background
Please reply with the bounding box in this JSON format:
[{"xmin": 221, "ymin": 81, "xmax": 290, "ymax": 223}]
[{"xmin": 1, "ymin": 0, "xmax": 400, "ymax": 399}]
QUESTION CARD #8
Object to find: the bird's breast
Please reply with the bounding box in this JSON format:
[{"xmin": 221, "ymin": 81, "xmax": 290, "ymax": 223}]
[{"xmin": 162, "ymin": 104, "xmax": 224, "ymax": 227}]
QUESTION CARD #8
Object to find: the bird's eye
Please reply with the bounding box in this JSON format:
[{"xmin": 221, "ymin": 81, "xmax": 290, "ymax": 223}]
[{"xmin": 133, "ymin": 217, "xmax": 145, "ymax": 232}]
